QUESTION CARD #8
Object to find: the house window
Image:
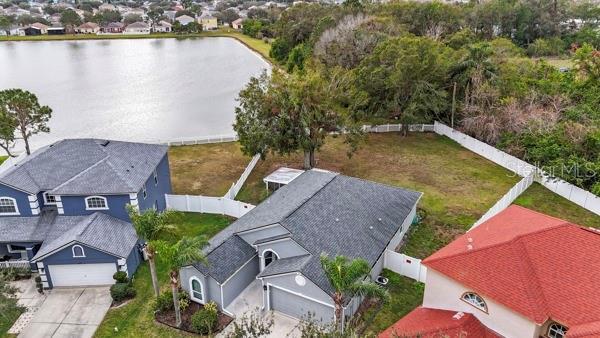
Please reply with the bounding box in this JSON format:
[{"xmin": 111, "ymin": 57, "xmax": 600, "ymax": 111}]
[
  {"xmin": 85, "ymin": 196, "xmax": 108, "ymax": 210},
  {"xmin": 72, "ymin": 245, "xmax": 85, "ymax": 258},
  {"xmin": 0, "ymin": 197, "xmax": 19, "ymax": 215},
  {"xmin": 461, "ymin": 292, "xmax": 487, "ymax": 313},
  {"xmin": 189, "ymin": 277, "xmax": 204, "ymax": 303},
  {"xmin": 548, "ymin": 323, "xmax": 568, "ymax": 338},
  {"xmin": 263, "ymin": 250, "xmax": 279, "ymax": 268},
  {"xmin": 153, "ymin": 169, "xmax": 158, "ymax": 186},
  {"xmin": 142, "ymin": 184, "xmax": 147, "ymax": 199},
  {"xmin": 7, "ymin": 244, "xmax": 26, "ymax": 253},
  {"xmin": 43, "ymin": 192, "xmax": 57, "ymax": 205}
]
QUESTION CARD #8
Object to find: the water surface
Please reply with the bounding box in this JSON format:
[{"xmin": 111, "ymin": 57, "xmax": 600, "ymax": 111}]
[{"xmin": 0, "ymin": 37, "xmax": 269, "ymax": 150}]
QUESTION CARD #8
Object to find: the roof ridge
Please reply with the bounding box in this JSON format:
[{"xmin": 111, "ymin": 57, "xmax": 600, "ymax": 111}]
[
  {"xmin": 102, "ymin": 155, "xmax": 136, "ymax": 192},
  {"xmin": 424, "ymin": 222, "xmax": 573, "ymax": 265},
  {"xmin": 512, "ymin": 239, "xmax": 550, "ymax": 324},
  {"xmin": 49, "ymin": 156, "xmax": 109, "ymax": 193},
  {"xmin": 280, "ymin": 172, "xmax": 338, "ymax": 223}
]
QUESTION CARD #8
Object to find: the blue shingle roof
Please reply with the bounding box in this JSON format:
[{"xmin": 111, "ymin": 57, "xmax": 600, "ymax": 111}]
[{"xmin": 0, "ymin": 139, "xmax": 167, "ymax": 195}]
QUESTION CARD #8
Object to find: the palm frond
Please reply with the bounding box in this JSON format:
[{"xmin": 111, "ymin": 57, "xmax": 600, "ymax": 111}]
[{"xmin": 349, "ymin": 280, "xmax": 389, "ymax": 303}]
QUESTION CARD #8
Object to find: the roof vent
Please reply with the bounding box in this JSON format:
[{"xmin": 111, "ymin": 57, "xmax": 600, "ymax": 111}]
[
  {"xmin": 466, "ymin": 244, "xmax": 473, "ymax": 250},
  {"xmin": 335, "ymin": 218, "xmax": 339, "ymax": 222},
  {"xmin": 378, "ymin": 218, "xmax": 382, "ymax": 222},
  {"xmin": 100, "ymin": 140, "xmax": 110, "ymax": 147},
  {"xmin": 369, "ymin": 226, "xmax": 373, "ymax": 230},
  {"xmin": 452, "ymin": 312, "xmax": 465, "ymax": 320}
]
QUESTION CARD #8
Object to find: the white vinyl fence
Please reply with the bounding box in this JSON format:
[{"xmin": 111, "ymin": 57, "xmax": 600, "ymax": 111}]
[
  {"xmin": 166, "ymin": 194, "xmax": 255, "ymax": 218},
  {"xmin": 470, "ymin": 174, "xmax": 535, "ymax": 230},
  {"xmin": 224, "ymin": 154, "xmax": 260, "ymax": 199},
  {"xmin": 383, "ymin": 250, "xmax": 427, "ymax": 283},
  {"xmin": 362, "ymin": 124, "xmax": 435, "ymax": 133},
  {"xmin": 0, "ymin": 260, "xmax": 30, "ymax": 270},
  {"xmin": 159, "ymin": 134, "xmax": 239, "ymax": 147},
  {"xmin": 434, "ymin": 121, "xmax": 600, "ymax": 217}
]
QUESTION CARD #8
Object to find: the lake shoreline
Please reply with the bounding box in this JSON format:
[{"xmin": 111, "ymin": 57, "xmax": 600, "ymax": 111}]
[{"xmin": 0, "ymin": 30, "xmax": 274, "ymax": 64}]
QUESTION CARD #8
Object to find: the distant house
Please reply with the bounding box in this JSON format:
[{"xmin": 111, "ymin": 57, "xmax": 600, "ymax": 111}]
[
  {"xmin": 0, "ymin": 139, "xmax": 173, "ymax": 289},
  {"xmin": 98, "ymin": 3, "xmax": 116, "ymax": 11},
  {"xmin": 124, "ymin": 21, "xmax": 150, "ymax": 34},
  {"xmin": 380, "ymin": 205, "xmax": 600, "ymax": 338},
  {"xmin": 231, "ymin": 18, "xmax": 243, "ymax": 30},
  {"xmin": 23, "ymin": 22, "xmax": 48, "ymax": 35},
  {"xmin": 175, "ymin": 14, "xmax": 195, "ymax": 26},
  {"xmin": 0, "ymin": 26, "xmax": 24, "ymax": 36},
  {"xmin": 47, "ymin": 26, "xmax": 65, "ymax": 35},
  {"xmin": 76, "ymin": 22, "xmax": 100, "ymax": 34},
  {"xmin": 153, "ymin": 20, "xmax": 172, "ymax": 33},
  {"xmin": 101, "ymin": 22, "xmax": 125, "ymax": 33},
  {"xmin": 163, "ymin": 10, "xmax": 177, "ymax": 21},
  {"xmin": 198, "ymin": 12, "xmax": 217, "ymax": 30}
]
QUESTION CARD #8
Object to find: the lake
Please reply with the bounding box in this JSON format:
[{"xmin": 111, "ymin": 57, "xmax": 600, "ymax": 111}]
[{"xmin": 0, "ymin": 37, "xmax": 270, "ymax": 151}]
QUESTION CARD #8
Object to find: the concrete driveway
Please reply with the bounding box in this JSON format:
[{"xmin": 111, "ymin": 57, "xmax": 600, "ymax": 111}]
[{"xmin": 19, "ymin": 287, "xmax": 112, "ymax": 338}]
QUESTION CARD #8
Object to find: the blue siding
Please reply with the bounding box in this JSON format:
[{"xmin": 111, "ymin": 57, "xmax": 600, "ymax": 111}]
[
  {"xmin": 61, "ymin": 194, "xmax": 131, "ymax": 221},
  {"xmin": 136, "ymin": 154, "xmax": 172, "ymax": 212},
  {"xmin": 0, "ymin": 183, "xmax": 33, "ymax": 217},
  {"xmin": 40, "ymin": 243, "xmax": 120, "ymax": 288},
  {"xmin": 125, "ymin": 242, "xmax": 143, "ymax": 277}
]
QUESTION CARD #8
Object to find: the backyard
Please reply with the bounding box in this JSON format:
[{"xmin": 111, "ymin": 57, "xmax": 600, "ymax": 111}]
[{"xmin": 0, "ymin": 156, "xmax": 6, "ymax": 165}]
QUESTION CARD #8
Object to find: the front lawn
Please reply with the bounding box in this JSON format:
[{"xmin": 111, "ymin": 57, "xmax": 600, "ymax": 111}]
[
  {"xmin": 361, "ymin": 270, "xmax": 424, "ymax": 336},
  {"xmin": 514, "ymin": 182, "xmax": 600, "ymax": 228},
  {"xmin": 168, "ymin": 143, "xmax": 251, "ymax": 197},
  {"xmin": 237, "ymin": 132, "xmax": 519, "ymax": 258},
  {"xmin": 0, "ymin": 156, "xmax": 7, "ymax": 165},
  {"xmin": 94, "ymin": 213, "xmax": 232, "ymax": 338}
]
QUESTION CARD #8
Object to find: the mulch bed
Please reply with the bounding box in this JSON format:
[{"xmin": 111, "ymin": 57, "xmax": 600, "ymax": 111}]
[{"xmin": 155, "ymin": 302, "xmax": 233, "ymax": 335}]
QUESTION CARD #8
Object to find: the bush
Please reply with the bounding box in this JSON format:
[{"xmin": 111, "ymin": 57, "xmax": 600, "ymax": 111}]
[
  {"xmin": 527, "ymin": 38, "xmax": 566, "ymax": 57},
  {"xmin": 112, "ymin": 271, "xmax": 128, "ymax": 283},
  {"xmin": 178, "ymin": 291, "xmax": 190, "ymax": 311},
  {"xmin": 34, "ymin": 275, "xmax": 43, "ymax": 294},
  {"xmin": 154, "ymin": 290, "xmax": 174, "ymax": 312},
  {"xmin": 0, "ymin": 267, "xmax": 32, "ymax": 281},
  {"xmin": 110, "ymin": 283, "xmax": 136, "ymax": 302},
  {"xmin": 191, "ymin": 308, "xmax": 218, "ymax": 335}
]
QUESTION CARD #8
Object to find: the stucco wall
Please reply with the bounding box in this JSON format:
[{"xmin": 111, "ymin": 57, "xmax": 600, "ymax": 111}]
[
  {"xmin": 257, "ymin": 238, "xmax": 308, "ymax": 268},
  {"xmin": 237, "ymin": 224, "xmax": 289, "ymax": 246},
  {"xmin": 222, "ymin": 255, "xmax": 259, "ymax": 307},
  {"xmin": 261, "ymin": 273, "xmax": 333, "ymax": 308},
  {"xmin": 180, "ymin": 266, "xmax": 224, "ymax": 310},
  {"xmin": 423, "ymin": 268, "xmax": 539, "ymax": 338},
  {"xmin": 40, "ymin": 243, "xmax": 120, "ymax": 288},
  {"xmin": 125, "ymin": 243, "xmax": 142, "ymax": 277},
  {"xmin": 136, "ymin": 154, "xmax": 172, "ymax": 212},
  {"xmin": 387, "ymin": 205, "xmax": 417, "ymax": 251},
  {"xmin": 0, "ymin": 183, "xmax": 33, "ymax": 217},
  {"xmin": 61, "ymin": 194, "xmax": 131, "ymax": 221}
]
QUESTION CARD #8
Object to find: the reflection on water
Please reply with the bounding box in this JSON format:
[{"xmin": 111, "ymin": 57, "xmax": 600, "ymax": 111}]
[{"xmin": 0, "ymin": 37, "xmax": 269, "ymax": 150}]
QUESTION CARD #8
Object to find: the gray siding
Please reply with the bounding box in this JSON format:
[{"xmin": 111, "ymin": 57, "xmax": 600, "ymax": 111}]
[
  {"xmin": 270, "ymin": 285, "xmax": 334, "ymax": 323},
  {"xmin": 257, "ymin": 238, "xmax": 308, "ymax": 264},
  {"xmin": 237, "ymin": 225, "xmax": 288, "ymax": 246},
  {"xmin": 387, "ymin": 205, "xmax": 417, "ymax": 251},
  {"xmin": 222, "ymin": 255, "xmax": 259, "ymax": 307},
  {"xmin": 180, "ymin": 266, "xmax": 224, "ymax": 310},
  {"xmin": 261, "ymin": 273, "xmax": 333, "ymax": 308},
  {"xmin": 125, "ymin": 243, "xmax": 142, "ymax": 277},
  {"xmin": 370, "ymin": 254, "xmax": 385, "ymax": 280}
]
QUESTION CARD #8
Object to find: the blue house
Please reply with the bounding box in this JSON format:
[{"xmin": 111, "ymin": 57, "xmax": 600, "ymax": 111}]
[{"xmin": 0, "ymin": 139, "xmax": 172, "ymax": 288}]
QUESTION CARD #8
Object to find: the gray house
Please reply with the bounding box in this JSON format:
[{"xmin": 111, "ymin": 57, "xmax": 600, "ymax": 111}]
[
  {"xmin": 180, "ymin": 169, "xmax": 421, "ymax": 326},
  {"xmin": 0, "ymin": 139, "xmax": 172, "ymax": 288}
]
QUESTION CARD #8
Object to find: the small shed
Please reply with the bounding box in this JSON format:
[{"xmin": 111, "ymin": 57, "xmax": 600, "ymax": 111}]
[{"xmin": 263, "ymin": 167, "xmax": 305, "ymax": 191}]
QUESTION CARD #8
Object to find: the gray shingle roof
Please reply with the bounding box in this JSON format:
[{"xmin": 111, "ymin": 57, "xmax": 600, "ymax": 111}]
[
  {"xmin": 193, "ymin": 235, "xmax": 256, "ymax": 283},
  {"xmin": 0, "ymin": 139, "xmax": 167, "ymax": 195},
  {"xmin": 253, "ymin": 233, "xmax": 290, "ymax": 245},
  {"xmin": 0, "ymin": 210, "xmax": 57, "ymax": 243},
  {"xmin": 195, "ymin": 169, "xmax": 422, "ymax": 296},
  {"xmin": 32, "ymin": 212, "xmax": 138, "ymax": 261},
  {"xmin": 256, "ymin": 254, "xmax": 311, "ymax": 278}
]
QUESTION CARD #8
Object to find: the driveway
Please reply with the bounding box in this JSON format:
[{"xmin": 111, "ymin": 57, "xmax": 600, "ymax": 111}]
[
  {"xmin": 220, "ymin": 280, "xmax": 300, "ymax": 337},
  {"xmin": 18, "ymin": 287, "xmax": 112, "ymax": 338}
]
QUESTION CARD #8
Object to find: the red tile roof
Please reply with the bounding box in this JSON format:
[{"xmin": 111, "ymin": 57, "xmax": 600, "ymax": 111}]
[
  {"xmin": 423, "ymin": 205, "xmax": 600, "ymax": 334},
  {"xmin": 379, "ymin": 307, "xmax": 500, "ymax": 338}
]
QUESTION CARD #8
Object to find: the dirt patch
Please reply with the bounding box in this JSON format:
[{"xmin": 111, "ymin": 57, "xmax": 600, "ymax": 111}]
[{"xmin": 155, "ymin": 302, "xmax": 233, "ymax": 335}]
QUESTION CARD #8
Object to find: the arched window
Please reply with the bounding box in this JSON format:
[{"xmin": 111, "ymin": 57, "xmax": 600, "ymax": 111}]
[
  {"xmin": 85, "ymin": 196, "xmax": 108, "ymax": 210},
  {"xmin": 0, "ymin": 197, "xmax": 19, "ymax": 215},
  {"xmin": 461, "ymin": 292, "xmax": 487, "ymax": 312},
  {"xmin": 72, "ymin": 245, "xmax": 85, "ymax": 258},
  {"xmin": 548, "ymin": 323, "xmax": 568, "ymax": 338},
  {"xmin": 263, "ymin": 249, "xmax": 279, "ymax": 268},
  {"xmin": 189, "ymin": 277, "xmax": 204, "ymax": 303}
]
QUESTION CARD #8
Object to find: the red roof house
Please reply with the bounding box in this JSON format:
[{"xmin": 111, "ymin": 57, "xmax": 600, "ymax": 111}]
[{"xmin": 381, "ymin": 205, "xmax": 600, "ymax": 338}]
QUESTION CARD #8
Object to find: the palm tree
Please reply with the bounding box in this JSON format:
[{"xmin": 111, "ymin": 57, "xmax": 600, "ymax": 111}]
[
  {"xmin": 157, "ymin": 236, "xmax": 208, "ymax": 327},
  {"xmin": 320, "ymin": 254, "xmax": 389, "ymax": 330},
  {"xmin": 126, "ymin": 205, "xmax": 180, "ymax": 297},
  {"xmin": 450, "ymin": 43, "xmax": 497, "ymax": 105}
]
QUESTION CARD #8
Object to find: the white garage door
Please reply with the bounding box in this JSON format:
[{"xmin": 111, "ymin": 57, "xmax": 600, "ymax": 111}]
[
  {"xmin": 270, "ymin": 286, "xmax": 334, "ymax": 323},
  {"xmin": 48, "ymin": 263, "xmax": 117, "ymax": 287}
]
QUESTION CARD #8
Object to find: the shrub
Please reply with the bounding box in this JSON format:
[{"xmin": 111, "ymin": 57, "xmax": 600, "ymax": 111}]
[
  {"xmin": 178, "ymin": 291, "xmax": 190, "ymax": 311},
  {"xmin": 112, "ymin": 271, "xmax": 129, "ymax": 283},
  {"xmin": 204, "ymin": 301, "xmax": 218, "ymax": 314},
  {"xmin": 110, "ymin": 283, "xmax": 136, "ymax": 302},
  {"xmin": 34, "ymin": 275, "xmax": 43, "ymax": 294},
  {"xmin": 191, "ymin": 308, "xmax": 218, "ymax": 335},
  {"xmin": 154, "ymin": 290, "xmax": 174, "ymax": 312},
  {"xmin": 0, "ymin": 267, "xmax": 32, "ymax": 281}
]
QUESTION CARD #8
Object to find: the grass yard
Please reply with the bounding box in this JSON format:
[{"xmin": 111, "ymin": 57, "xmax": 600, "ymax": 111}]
[
  {"xmin": 515, "ymin": 182, "xmax": 600, "ymax": 228},
  {"xmin": 94, "ymin": 213, "xmax": 232, "ymax": 338},
  {"xmin": 0, "ymin": 156, "xmax": 7, "ymax": 165},
  {"xmin": 168, "ymin": 142, "xmax": 251, "ymax": 196},
  {"xmin": 0, "ymin": 302, "xmax": 24, "ymax": 338},
  {"xmin": 361, "ymin": 270, "xmax": 424, "ymax": 337},
  {"xmin": 238, "ymin": 132, "xmax": 519, "ymax": 258}
]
